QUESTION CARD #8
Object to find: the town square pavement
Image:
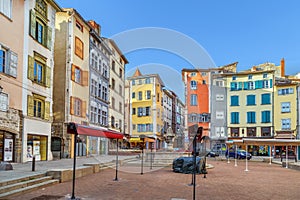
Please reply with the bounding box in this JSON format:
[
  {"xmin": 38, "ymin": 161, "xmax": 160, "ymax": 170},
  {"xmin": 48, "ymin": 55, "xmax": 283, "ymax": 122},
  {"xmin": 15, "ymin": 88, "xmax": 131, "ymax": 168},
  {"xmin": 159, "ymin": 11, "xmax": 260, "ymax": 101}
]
[{"xmin": 6, "ymin": 158, "xmax": 300, "ymax": 200}]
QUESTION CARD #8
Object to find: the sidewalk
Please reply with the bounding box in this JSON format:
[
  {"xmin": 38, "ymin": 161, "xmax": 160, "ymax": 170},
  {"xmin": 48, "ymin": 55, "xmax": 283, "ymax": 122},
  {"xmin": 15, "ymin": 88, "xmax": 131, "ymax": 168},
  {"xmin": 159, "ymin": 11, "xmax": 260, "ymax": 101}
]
[{"xmin": 0, "ymin": 155, "xmax": 137, "ymax": 182}]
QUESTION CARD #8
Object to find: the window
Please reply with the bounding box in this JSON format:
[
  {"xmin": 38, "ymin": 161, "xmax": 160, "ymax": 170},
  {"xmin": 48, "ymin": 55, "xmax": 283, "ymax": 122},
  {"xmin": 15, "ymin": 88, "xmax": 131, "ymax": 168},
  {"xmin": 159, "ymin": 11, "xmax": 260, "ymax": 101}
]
[
  {"xmin": 216, "ymin": 94, "xmax": 224, "ymax": 101},
  {"xmin": 75, "ymin": 37, "xmax": 84, "ymax": 59},
  {"xmin": 215, "ymin": 80, "xmax": 224, "ymax": 87},
  {"xmin": 75, "ymin": 20, "xmax": 83, "ymax": 31},
  {"xmin": 230, "ymin": 96, "xmax": 239, "ymax": 106},
  {"xmin": 261, "ymin": 94, "xmax": 271, "ymax": 105},
  {"xmin": 0, "ymin": 0, "xmax": 12, "ymax": 18},
  {"xmin": 248, "ymin": 75, "xmax": 252, "ymax": 80},
  {"xmin": 112, "ymin": 61, "xmax": 115, "ymax": 71},
  {"xmin": 246, "ymin": 95, "xmax": 256, "ymax": 106},
  {"xmin": 145, "ymin": 78, "xmax": 151, "ymax": 84},
  {"xmin": 137, "ymin": 107, "xmax": 151, "ymax": 117},
  {"xmin": 111, "ymin": 78, "xmax": 115, "ymax": 90},
  {"xmin": 28, "ymin": 54, "xmax": 50, "ymax": 87},
  {"xmin": 230, "ymin": 112, "xmax": 239, "ymax": 124},
  {"xmin": 97, "ymin": 83, "xmax": 102, "ymax": 98},
  {"xmin": 102, "ymin": 63, "xmax": 108, "ymax": 78},
  {"xmin": 71, "ymin": 64, "xmax": 88, "ymax": 86},
  {"xmin": 190, "ymin": 72, "xmax": 196, "ymax": 76},
  {"xmin": 247, "ymin": 112, "xmax": 256, "ymax": 123},
  {"xmin": 119, "ymin": 68, "xmax": 123, "ymax": 78},
  {"xmin": 216, "ymin": 111, "xmax": 224, "ymax": 119},
  {"xmin": 232, "ymin": 76, "xmax": 237, "ymax": 81},
  {"xmin": 281, "ymin": 119, "xmax": 291, "ymax": 130},
  {"xmin": 119, "ymin": 85, "xmax": 122, "ymax": 95},
  {"xmin": 244, "ymin": 81, "xmax": 254, "ymax": 90},
  {"xmin": 230, "ymin": 82, "xmax": 238, "ymax": 91},
  {"xmin": 102, "ymin": 85, "xmax": 108, "ymax": 101},
  {"xmin": 102, "ymin": 109, "xmax": 107, "ymax": 126},
  {"xmin": 281, "ymin": 102, "xmax": 291, "ymax": 113},
  {"xmin": 137, "ymin": 124, "xmax": 153, "ymax": 132},
  {"xmin": 29, "ymin": 7, "xmax": 52, "ymax": 49},
  {"xmin": 190, "ymin": 94, "xmax": 197, "ymax": 106},
  {"xmin": 132, "ymin": 80, "xmax": 135, "ymax": 85},
  {"xmin": 278, "ymin": 88, "xmax": 294, "ymax": 95},
  {"xmin": 263, "ymin": 73, "xmax": 268, "ymax": 78},
  {"xmin": 132, "ymin": 124, "xmax": 136, "ymax": 130},
  {"xmin": 0, "ymin": 47, "xmax": 17, "ymax": 77},
  {"xmin": 261, "ymin": 111, "xmax": 271, "ymax": 123},
  {"xmin": 231, "ymin": 127, "xmax": 239, "ymax": 137},
  {"xmin": 190, "ymin": 81, "xmax": 197, "ymax": 89},
  {"xmin": 202, "ymin": 80, "xmax": 206, "ymax": 84},
  {"xmin": 27, "ymin": 94, "xmax": 50, "ymax": 120},
  {"xmin": 138, "ymin": 91, "xmax": 142, "ymax": 100},
  {"xmin": 132, "ymin": 92, "xmax": 135, "ymax": 99},
  {"xmin": 201, "ymin": 72, "xmax": 207, "ymax": 76},
  {"xmin": 91, "ymin": 79, "xmax": 97, "ymax": 96},
  {"xmin": 119, "ymin": 102, "xmax": 122, "ymax": 113},
  {"xmin": 145, "ymin": 90, "xmax": 151, "ymax": 100},
  {"xmin": 262, "ymin": 80, "xmax": 269, "ymax": 88},
  {"xmin": 138, "ymin": 79, "xmax": 143, "ymax": 85},
  {"xmin": 0, "ymin": 92, "xmax": 9, "ymax": 111},
  {"xmin": 132, "ymin": 108, "xmax": 136, "ymax": 115},
  {"xmin": 111, "ymin": 97, "xmax": 115, "ymax": 109}
]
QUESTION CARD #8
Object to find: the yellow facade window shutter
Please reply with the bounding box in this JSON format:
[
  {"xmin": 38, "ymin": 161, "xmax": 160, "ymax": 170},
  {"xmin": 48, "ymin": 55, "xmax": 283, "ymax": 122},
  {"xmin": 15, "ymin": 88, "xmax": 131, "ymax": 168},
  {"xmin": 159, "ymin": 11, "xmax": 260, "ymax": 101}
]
[
  {"xmin": 82, "ymin": 70, "xmax": 88, "ymax": 86},
  {"xmin": 28, "ymin": 55, "xmax": 34, "ymax": 81},
  {"xmin": 81, "ymin": 100, "xmax": 86, "ymax": 118},
  {"xmin": 46, "ymin": 26, "xmax": 52, "ymax": 50},
  {"xmin": 70, "ymin": 96, "xmax": 74, "ymax": 115},
  {"xmin": 27, "ymin": 95, "xmax": 34, "ymax": 117},
  {"xmin": 71, "ymin": 64, "xmax": 75, "ymax": 81},
  {"xmin": 45, "ymin": 65, "xmax": 51, "ymax": 87},
  {"xmin": 44, "ymin": 101, "xmax": 50, "ymax": 120},
  {"xmin": 30, "ymin": 9, "xmax": 36, "ymax": 38}
]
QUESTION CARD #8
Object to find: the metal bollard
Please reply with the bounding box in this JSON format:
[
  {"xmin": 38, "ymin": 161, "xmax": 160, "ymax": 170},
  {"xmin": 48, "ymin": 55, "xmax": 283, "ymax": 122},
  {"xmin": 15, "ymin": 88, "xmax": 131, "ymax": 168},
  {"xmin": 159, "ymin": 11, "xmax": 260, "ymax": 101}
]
[{"xmin": 32, "ymin": 156, "xmax": 35, "ymax": 171}]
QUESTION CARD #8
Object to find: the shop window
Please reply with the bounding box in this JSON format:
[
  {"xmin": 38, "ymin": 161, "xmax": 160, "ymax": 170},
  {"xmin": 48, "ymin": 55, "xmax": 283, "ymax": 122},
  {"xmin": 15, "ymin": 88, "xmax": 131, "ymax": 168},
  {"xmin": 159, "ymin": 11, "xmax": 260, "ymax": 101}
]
[
  {"xmin": 230, "ymin": 128, "xmax": 239, "ymax": 137},
  {"xmin": 27, "ymin": 134, "xmax": 47, "ymax": 161},
  {"xmin": 0, "ymin": 133, "xmax": 14, "ymax": 162}
]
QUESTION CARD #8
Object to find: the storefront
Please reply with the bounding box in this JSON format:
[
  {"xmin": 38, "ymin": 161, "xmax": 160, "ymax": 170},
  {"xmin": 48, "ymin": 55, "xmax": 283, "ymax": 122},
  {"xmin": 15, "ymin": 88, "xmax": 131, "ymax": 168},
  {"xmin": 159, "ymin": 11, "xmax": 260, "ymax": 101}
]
[
  {"xmin": 0, "ymin": 131, "xmax": 15, "ymax": 162},
  {"xmin": 27, "ymin": 134, "xmax": 48, "ymax": 161}
]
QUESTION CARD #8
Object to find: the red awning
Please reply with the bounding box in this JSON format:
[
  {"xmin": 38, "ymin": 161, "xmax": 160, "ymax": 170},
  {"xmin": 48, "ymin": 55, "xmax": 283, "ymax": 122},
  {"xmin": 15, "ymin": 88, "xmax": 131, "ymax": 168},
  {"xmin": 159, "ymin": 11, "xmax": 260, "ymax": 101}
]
[{"xmin": 67, "ymin": 123, "xmax": 123, "ymax": 139}]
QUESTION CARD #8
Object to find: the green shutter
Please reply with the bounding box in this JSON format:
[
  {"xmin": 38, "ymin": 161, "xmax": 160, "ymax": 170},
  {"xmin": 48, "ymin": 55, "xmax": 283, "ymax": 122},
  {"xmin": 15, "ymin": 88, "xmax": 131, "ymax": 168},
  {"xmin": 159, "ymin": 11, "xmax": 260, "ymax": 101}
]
[
  {"xmin": 46, "ymin": 26, "xmax": 52, "ymax": 50},
  {"xmin": 269, "ymin": 79, "xmax": 273, "ymax": 88},
  {"xmin": 30, "ymin": 9, "xmax": 36, "ymax": 38},
  {"xmin": 28, "ymin": 55, "xmax": 34, "ymax": 81},
  {"xmin": 238, "ymin": 82, "xmax": 243, "ymax": 90},
  {"xmin": 44, "ymin": 101, "xmax": 50, "ymax": 120},
  {"xmin": 45, "ymin": 65, "xmax": 51, "ymax": 87},
  {"xmin": 244, "ymin": 82, "xmax": 249, "ymax": 90},
  {"xmin": 27, "ymin": 95, "xmax": 34, "ymax": 117}
]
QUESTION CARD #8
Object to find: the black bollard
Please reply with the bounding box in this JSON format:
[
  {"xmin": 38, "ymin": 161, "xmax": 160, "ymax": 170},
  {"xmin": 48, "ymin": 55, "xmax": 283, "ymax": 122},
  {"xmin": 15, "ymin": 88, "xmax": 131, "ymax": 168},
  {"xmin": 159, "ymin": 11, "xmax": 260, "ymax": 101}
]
[{"xmin": 32, "ymin": 155, "xmax": 35, "ymax": 171}]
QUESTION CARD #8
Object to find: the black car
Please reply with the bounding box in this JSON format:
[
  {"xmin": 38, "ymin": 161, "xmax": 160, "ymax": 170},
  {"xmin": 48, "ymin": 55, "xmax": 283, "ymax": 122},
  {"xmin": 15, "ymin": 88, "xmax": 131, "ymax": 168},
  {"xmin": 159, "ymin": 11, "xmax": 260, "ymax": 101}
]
[{"xmin": 206, "ymin": 151, "xmax": 219, "ymax": 157}]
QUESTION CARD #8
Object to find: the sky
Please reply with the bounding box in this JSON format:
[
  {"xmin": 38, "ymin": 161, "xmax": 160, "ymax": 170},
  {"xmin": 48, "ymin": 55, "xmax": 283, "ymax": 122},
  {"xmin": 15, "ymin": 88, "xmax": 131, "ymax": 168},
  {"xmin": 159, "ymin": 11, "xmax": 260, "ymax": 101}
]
[{"xmin": 56, "ymin": 0, "xmax": 300, "ymax": 100}]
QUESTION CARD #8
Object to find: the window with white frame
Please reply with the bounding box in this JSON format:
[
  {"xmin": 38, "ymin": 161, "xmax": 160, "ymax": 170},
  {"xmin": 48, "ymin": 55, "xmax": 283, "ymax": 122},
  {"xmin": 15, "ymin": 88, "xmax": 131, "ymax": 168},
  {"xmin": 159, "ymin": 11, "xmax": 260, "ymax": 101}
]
[
  {"xmin": 0, "ymin": 0, "xmax": 12, "ymax": 18},
  {"xmin": 0, "ymin": 92, "xmax": 9, "ymax": 111},
  {"xmin": 281, "ymin": 118, "xmax": 291, "ymax": 130},
  {"xmin": 216, "ymin": 94, "xmax": 224, "ymax": 101},
  {"xmin": 216, "ymin": 111, "xmax": 224, "ymax": 119},
  {"xmin": 0, "ymin": 46, "xmax": 18, "ymax": 77},
  {"xmin": 190, "ymin": 94, "xmax": 197, "ymax": 106},
  {"xmin": 145, "ymin": 90, "xmax": 151, "ymax": 100},
  {"xmin": 281, "ymin": 102, "xmax": 291, "ymax": 113},
  {"xmin": 190, "ymin": 80, "xmax": 197, "ymax": 89}
]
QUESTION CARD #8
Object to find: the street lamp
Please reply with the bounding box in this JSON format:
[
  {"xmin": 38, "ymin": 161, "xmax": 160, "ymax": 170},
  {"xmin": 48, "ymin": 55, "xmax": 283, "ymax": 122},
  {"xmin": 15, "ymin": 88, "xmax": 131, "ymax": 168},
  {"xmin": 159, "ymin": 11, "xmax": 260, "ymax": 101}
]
[{"xmin": 139, "ymin": 134, "xmax": 146, "ymax": 175}]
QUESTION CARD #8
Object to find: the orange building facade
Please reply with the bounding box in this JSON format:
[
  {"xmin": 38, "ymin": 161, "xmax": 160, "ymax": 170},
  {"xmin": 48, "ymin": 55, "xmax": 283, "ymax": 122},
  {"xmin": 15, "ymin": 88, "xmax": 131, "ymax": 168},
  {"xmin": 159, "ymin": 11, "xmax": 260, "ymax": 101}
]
[{"xmin": 182, "ymin": 69, "xmax": 210, "ymax": 140}]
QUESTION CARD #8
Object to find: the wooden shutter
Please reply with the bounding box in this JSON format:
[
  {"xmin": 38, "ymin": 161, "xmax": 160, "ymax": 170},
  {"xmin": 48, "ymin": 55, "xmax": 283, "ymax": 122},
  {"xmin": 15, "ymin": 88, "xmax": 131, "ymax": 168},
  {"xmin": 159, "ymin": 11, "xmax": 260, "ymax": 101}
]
[
  {"xmin": 82, "ymin": 70, "xmax": 88, "ymax": 86},
  {"xmin": 81, "ymin": 100, "xmax": 86, "ymax": 118},
  {"xmin": 44, "ymin": 101, "xmax": 50, "ymax": 120},
  {"xmin": 27, "ymin": 95, "xmax": 34, "ymax": 117},
  {"xmin": 71, "ymin": 64, "xmax": 75, "ymax": 81},
  {"xmin": 46, "ymin": 26, "xmax": 52, "ymax": 50},
  {"xmin": 28, "ymin": 55, "xmax": 34, "ymax": 81},
  {"xmin": 70, "ymin": 96, "xmax": 74, "ymax": 115},
  {"xmin": 45, "ymin": 65, "xmax": 51, "ymax": 87},
  {"xmin": 30, "ymin": 9, "xmax": 36, "ymax": 38}
]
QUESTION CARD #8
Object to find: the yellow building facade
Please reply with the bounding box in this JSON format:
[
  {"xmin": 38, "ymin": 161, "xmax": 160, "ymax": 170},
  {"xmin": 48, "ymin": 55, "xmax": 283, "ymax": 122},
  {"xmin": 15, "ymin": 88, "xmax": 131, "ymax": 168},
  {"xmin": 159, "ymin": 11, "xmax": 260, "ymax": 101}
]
[{"xmin": 128, "ymin": 69, "xmax": 164, "ymax": 149}]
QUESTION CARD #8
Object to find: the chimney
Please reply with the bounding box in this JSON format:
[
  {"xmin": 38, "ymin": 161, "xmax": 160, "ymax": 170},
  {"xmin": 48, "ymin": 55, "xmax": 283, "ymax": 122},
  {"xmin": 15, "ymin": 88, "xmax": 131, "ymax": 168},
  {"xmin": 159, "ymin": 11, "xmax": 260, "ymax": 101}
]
[{"xmin": 280, "ymin": 58, "xmax": 285, "ymax": 77}]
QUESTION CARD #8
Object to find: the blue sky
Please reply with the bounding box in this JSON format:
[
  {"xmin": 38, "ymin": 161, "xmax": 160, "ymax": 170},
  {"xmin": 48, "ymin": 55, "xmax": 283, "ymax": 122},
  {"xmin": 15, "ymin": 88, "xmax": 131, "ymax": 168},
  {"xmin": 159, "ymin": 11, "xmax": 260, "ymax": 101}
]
[{"xmin": 56, "ymin": 0, "xmax": 300, "ymax": 99}]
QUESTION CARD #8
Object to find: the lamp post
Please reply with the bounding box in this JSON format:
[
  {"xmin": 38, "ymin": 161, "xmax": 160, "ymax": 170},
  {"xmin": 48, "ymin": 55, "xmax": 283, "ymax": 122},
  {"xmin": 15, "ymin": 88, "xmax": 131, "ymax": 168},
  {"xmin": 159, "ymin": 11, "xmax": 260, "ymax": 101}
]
[{"xmin": 139, "ymin": 134, "xmax": 146, "ymax": 175}]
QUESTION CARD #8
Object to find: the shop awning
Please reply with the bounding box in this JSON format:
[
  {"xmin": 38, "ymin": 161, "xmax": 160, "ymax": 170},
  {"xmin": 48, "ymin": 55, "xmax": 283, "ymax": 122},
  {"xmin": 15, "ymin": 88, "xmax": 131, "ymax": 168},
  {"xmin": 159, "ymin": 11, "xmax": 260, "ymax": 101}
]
[
  {"xmin": 67, "ymin": 122, "xmax": 123, "ymax": 139},
  {"xmin": 226, "ymin": 138, "xmax": 300, "ymax": 146},
  {"xmin": 129, "ymin": 137, "xmax": 155, "ymax": 143}
]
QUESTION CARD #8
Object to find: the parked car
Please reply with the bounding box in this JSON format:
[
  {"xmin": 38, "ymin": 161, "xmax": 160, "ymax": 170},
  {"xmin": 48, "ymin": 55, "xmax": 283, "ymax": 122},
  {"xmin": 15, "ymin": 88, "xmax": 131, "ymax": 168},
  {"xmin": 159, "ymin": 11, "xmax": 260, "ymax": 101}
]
[
  {"xmin": 226, "ymin": 149, "xmax": 252, "ymax": 160},
  {"xmin": 206, "ymin": 151, "xmax": 219, "ymax": 157},
  {"xmin": 280, "ymin": 150, "xmax": 297, "ymax": 162}
]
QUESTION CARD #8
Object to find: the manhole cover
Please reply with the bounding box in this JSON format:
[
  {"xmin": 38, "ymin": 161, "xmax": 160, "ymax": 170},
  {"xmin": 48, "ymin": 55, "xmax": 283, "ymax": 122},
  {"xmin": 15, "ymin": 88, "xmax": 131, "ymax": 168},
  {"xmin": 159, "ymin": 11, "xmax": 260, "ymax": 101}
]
[{"xmin": 30, "ymin": 195, "xmax": 64, "ymax": 200}]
